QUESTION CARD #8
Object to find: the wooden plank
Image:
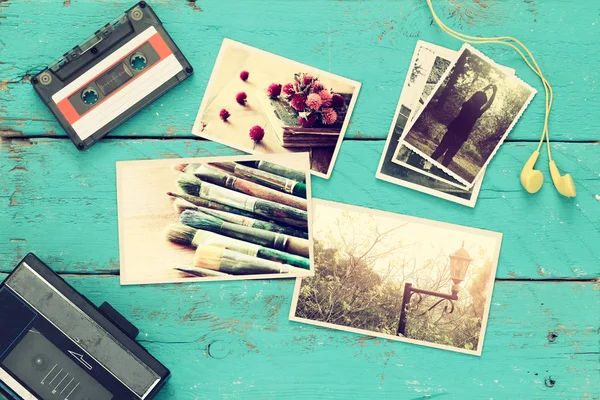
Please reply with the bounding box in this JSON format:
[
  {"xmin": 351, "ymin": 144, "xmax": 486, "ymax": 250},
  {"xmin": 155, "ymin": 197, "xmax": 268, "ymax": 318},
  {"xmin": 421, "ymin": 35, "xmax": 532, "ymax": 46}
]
[
  {"xmin": 1, "ymin": 138, "xmax": 598, "ymax": 279},
  {"xmin": 1, "ymin": 0, "xmax": 598, "ymax": 140},
  {"xmin": 0, "ymin": 273, "xmax": 595, "ymax": 399}
]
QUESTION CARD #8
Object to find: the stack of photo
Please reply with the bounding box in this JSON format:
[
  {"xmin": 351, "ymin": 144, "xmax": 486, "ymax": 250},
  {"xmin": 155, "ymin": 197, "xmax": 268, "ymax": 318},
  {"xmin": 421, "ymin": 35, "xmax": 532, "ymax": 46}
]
[
  {"xmin": 117, "ymin": 153, "xmax": 313, "ymax": 285},
  {"xmin": 378, "ymin": 41, "xmax": 536, "ymax": 207}
]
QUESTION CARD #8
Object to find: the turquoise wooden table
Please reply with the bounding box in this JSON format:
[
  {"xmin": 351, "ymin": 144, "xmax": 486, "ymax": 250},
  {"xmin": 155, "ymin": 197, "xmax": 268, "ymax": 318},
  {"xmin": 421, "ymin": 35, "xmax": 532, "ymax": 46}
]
[{"xmin": 1, "ymin": 0, "xmax": 599, "ymax": 398}]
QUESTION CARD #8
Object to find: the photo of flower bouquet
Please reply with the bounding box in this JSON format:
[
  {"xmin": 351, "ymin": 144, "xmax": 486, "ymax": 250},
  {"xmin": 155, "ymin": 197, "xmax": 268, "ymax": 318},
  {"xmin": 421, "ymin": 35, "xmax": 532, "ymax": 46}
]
[
  {"xmin": 192, "ymin": 39, "xmax": 361, "ymax": 178},
  {"xmin": 272, "ymin": 73, "xmax": 347, "ymax": 128}
]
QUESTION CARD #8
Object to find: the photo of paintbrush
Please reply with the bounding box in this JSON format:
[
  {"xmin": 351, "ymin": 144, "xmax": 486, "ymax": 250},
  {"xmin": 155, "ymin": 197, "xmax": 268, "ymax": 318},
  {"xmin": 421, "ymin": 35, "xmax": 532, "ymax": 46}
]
[
  {"xmin": 237, "ymin": 160, "xmax": 306, "ymax": 183},
  {"xmin": 176, "ymin": 177, "xmax": 308, "ymax": 226},
  {"xmin": 175, "ymin": 266, "xmax": 230, "ymax": 277},
  {"xmin": 168, "ymin": 191, "xmax": 271, "ymax": 222},
  {"xmin": 210, "ymin": 161, "xmax": 307, "ymax": 197},
  {"xmin": 164, "ymin": 224, "xmax": 310, "ymax": 269},
  {"xmin": 194, "ymin": 164, "xmax": 307, "ymax": 210},
  {"xmin": 193, "ymin": 245, "xmax": 297, "ymax": 275},
  {"xmin": 180, "ymin": 210, "xmax": 310, "ymax": 257},
  {"xmin": 172, "ymin": 198, "xmax": 308, "ymax": 239}
]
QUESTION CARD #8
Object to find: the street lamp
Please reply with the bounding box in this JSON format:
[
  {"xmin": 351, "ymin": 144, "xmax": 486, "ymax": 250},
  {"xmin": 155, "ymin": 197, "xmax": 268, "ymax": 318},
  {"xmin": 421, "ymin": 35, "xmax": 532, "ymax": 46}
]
[{"xmin": 396, "ymin": 241, "xmax": 472, "ymax": 337}]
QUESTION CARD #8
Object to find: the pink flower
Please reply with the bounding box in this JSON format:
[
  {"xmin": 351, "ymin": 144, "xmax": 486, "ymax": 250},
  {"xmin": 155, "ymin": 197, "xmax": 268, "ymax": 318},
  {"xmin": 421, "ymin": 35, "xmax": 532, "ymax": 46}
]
[
  {"xmin": 321, "ymin": 108, "xmax": 338, "ymax": 125},
  {"xmin": 219, "ymin": 109, "xmax": 230, "ymax": 121},
  {"xmin": 267, "ymin": 83, "xmax": 282, "ymax": 98},
  {"xmin": 303, "ymin": 74, "xmax": 314, "ymax": 85},
  {"xmin": 298, "ymin": 113, "xmax": 318, "ymax": 128},
  {"xmin": 306, "ymin": 93, "xmax": 322, "ymax": 111},
  {"xmin": 249, "ymin": 125, "xmax": 265, "ymax": 142},
  {"xmin": 240, "ymin": 71, "xmax": 249, "ymax": 81},
  {"xmin": 311, "ymin": 82, "xmax": 324, "ymax": 93},
  {"xmin": 282, "ymin": 83, "xmax": 295, "ymax": 96},
  {"xmin": 236, "ymin": 92, "xmax": 247, "ymax": 105},
  {"xmin": 318, "ymin": 90, "xmax": 333, "ymax": 107},
  {"xmin": 331, "ymin": 93, "xmax": 345, "ymax": 108},
  {"xmin": 290, "ymin": 94, "xmax": 307, "ymax": 111}
]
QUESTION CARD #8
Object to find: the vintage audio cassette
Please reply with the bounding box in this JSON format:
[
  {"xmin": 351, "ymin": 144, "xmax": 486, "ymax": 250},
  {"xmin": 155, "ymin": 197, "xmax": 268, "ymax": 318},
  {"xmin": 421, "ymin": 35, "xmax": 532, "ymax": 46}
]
[
  {"xmin": 31, "ymin": 1, "xmax": 193, "ymax": 150},
  {"xmin": 0, "ymin": 254, "xmax": 170, "ymax": 399}
]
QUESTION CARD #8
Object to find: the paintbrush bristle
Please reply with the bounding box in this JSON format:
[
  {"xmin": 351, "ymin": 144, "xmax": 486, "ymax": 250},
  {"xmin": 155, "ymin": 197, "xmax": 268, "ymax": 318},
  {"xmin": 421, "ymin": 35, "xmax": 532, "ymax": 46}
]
[
  {"xmin": 177, "ymin": 174, "xmax": 203, "ymax": 196},
  {"xmin": 173, "ymin": 198, "xmax": 198, "ymax": 214},
  {"xmin": 172, "ymin": 163, "xmax": 188, "ymax": 172},
  {"xmin": 180, "ymin": 210, "xmax": 223, "ymax": 232},
  {"xmin": 164, "ymin": 224, "xmax": 197, "ymax": 246}
]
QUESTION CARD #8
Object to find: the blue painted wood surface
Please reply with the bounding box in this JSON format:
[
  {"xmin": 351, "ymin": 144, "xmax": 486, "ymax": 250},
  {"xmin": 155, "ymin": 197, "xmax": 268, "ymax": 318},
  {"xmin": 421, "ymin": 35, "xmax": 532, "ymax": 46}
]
[{"xmin": 0, "ymin": 0, "xmax": 599, "ymax": 399}]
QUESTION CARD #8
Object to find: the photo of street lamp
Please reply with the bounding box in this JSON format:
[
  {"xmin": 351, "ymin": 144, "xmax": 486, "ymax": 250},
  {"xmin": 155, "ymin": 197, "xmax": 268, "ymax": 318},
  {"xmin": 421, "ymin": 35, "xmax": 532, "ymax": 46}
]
[{"xmin": 396, "ymin": 242, "xmax": 472, "ymax": 337}]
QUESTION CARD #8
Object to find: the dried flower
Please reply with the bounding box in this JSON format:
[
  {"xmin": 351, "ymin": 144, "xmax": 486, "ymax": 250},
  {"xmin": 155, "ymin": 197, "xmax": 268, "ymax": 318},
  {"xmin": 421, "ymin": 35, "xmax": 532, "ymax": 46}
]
[
  {"xmin": 290, "ymin": 94, "xmax": 307, "ymax": 111},
  {"xmin": 298, "ymin": 113, "xmax": 318, "ymax": 128},
  {"xmin": 236, "ymin": 92, "xmax": 247, "ymax": 105},
  {"xmin": 249, "ymin": 125, "xmax": 265, "ymax": 142},
  {"xmin": 303, "ymin": 74, "xmax": 314, "ymax": 85},
  {"xmin": 219, "ymin": 109, "xmax": 230, "ymax": 121},
  {"xmin": 240, "ymin": 71, "xmax": 249, "ymax": 81},
  {"xmin": 318, "ymin": 90, "xmax": 333, "ymax": 107},
  {"xmin": 331, "ymin": 93, "xmax": 345, "ymax": 108},
  {"xmin": 267, "ymin": 83, "xmax": 282, "ymax": 98},
  {"xmin": 282, "ymin": 83, "xmax": 295, "ymax": 96},
  {"xmin": 306, "ymin": 93, "xmax": 322, "ymax": 111},
  {"xmin": 321, "ymin": 108, "xmax": 338, "ymax": 125},
  {"xmin": 311, "ymin": 82, "xmax": 324, "ymax": 93}
]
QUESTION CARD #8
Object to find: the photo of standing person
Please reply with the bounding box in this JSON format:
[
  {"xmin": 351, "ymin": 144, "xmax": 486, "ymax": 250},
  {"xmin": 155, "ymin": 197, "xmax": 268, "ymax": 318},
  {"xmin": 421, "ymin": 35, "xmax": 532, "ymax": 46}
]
[
  {"xmin": 431, "ymin": 83, "xmax": 497, "ymax": 167},
  {"xmin": 402, "ymin": 45, "xmax": 536, "ymax": 187}
]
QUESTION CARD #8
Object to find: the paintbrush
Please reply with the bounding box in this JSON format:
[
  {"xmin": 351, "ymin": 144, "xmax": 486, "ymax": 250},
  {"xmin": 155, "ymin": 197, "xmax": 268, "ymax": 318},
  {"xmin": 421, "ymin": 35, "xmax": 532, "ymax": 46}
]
[
  {"xmin": 210, "ymin": 161, "xmax": 307, "ymax": 198},
  {"xmin": 172, "ymin": 198, "xmax": 308, "ymax": 239},
  {"xmin": 193, "ymin": 245, "xmax": 297, "ymax": 275},
  {"xmin": 180, "ymin": 210, "xmax": 310, "ymax": 258},
  {"xmin": 176, "ymin": 178, "xmax": 307, "ymax": 226},
  {"xmin": 237, "ymin": 160, "xmax": 306, "ymax": 183},
  {"xmin": 175, "ymin": 266, "xmax": 230, "ymax": 277},
  {"xmin": 194, "ymin": 164, "xmax": 307, "ymax": 211},
  {"xmin": 164, "ymin": 224, "xmax": 311, "ymax": 269},
  {"xmin": 167, "ymin": 191, "xmax": 271, "ymax": 222}
]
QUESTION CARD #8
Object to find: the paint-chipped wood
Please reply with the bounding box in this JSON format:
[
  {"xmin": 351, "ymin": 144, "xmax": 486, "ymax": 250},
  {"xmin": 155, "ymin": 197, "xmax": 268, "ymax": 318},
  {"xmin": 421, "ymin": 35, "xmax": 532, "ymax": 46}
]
[
  {"xmin": 0, "ymin": 0, "xmax": 598, "ymax": 140},
  {"xmin": 0, "ymin": 1, "xmax": 598, "ymax": 399}
]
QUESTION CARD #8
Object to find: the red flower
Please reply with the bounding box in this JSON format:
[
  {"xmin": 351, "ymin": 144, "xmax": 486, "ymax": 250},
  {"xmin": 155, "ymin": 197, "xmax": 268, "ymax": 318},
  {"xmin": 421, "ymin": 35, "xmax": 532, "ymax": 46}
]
[
  {"xmin": 318, "ymin": 90, "xmax": 333, "ymax": 107},
  {"xmin": 249, "ymin": 125, "xmax": 265, "ymax": 142},
  {"xmin": 312, "ymin": 82, "xmax": 324, "ymax": 93},
  {"xmin": 267, "ymin": 83, "xmax": 282, "ymax": 98},
  {"xmin": 306, "ymin": 93, "xmax": 322, "ymax": 111},
  {"xmin": 219, "ymin": 109, "xmax": 230, "ymax": 121},
  {"xmin": 236, "ymin": 92, "xmax": 247, "ymax": 105},
  {"xmin": 303, "ymin": 74, "xmax": 314, "ymax": 85},
  {"xmin": 298, "ymin": 113, "xmax": 318, "ymax": 128},
  {"xmin": 282, "ymin": 83, "xmax": 295, "ymax": 96},
  {"xmin": 331, "ymin": 93, "xmax": 345, "ymax": 108},
  {"xmin": 240, "ymin": 71, "xmax": 249, "ymax": 81},
  {"xmin": 290, "ymin": 94, "xmax": 307, "ymax": 111},
  {"xmin": 321, "ymin": 108, "xmax": 338, "ymax": 125}
]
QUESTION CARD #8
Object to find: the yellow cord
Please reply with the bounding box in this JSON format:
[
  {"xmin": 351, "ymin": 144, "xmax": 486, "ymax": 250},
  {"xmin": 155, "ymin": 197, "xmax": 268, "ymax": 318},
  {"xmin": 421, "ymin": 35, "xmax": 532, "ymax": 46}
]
[{"xmin": 426, "ymin": 0, "xmax": 552, "ymax": 160}]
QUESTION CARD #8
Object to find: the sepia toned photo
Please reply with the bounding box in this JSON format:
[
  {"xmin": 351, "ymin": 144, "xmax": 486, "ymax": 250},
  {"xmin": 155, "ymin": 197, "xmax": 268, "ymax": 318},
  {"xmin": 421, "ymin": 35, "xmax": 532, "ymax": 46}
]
[
  {"xmin": 192, "ymin": 39, "xmax": 361, "ymax": 179},
  {"xmin": 376, "ymin": 41, "xmax": 482, "ymax": 207},
  {"xmin": 402, "ymin": 44, "xmax": 536, "ymax": 188},
  {"xmin": 290, "ymin": 199, "xmax": 502, "ymax": 355},
  {"xmin": 117, "ymin": 153, "xmax": 313, "ymax": 285}
]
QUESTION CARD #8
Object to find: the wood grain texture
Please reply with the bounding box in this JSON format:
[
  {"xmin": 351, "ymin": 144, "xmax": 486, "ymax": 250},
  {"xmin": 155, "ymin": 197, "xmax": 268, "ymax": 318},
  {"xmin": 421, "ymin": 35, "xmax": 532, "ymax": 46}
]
[
  {"xmin": 0, "ymin": 1, "xmax": 599, "ymax": 399},
  {"xmin": 1, "ymin": 139, "xmax": 598, "ymax": 279},
  {"xmin": 0, "ymin": 273, "xmax": 596, "ymax": 399},
  {"xmin": 0, "ymin": 0, "xmax": 598, "ymax": 141}
]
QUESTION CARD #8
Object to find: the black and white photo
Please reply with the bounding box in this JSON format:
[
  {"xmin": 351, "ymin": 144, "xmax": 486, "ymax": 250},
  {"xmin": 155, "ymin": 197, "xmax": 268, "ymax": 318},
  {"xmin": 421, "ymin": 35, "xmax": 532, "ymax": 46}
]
[{"xmin": 402, "ymin": 44, "xmax": 536, "ymax": 187}]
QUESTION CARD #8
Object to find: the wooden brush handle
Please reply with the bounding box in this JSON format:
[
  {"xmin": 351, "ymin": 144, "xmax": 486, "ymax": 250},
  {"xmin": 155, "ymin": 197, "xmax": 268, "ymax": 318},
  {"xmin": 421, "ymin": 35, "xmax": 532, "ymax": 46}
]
[{"xmin": 284, "ymin": 236, "xmax": 310, "ymax": 258}]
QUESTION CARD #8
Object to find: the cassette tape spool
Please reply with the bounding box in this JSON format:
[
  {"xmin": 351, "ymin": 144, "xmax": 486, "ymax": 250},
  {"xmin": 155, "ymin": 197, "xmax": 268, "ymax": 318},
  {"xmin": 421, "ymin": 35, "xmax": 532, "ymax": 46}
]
[
  {"xmin": 31, "ymin": 1, "xmax": 193, "ymax": 150},
  {"xmin": 0, "ymin": 254, "xmax": 170, "ymax": 399}
]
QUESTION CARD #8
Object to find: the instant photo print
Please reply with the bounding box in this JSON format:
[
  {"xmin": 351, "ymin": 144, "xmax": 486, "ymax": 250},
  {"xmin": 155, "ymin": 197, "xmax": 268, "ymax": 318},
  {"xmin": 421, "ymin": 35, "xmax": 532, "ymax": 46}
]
[
  {"xmin": 191, "ymin": 38, "xmax": 361, "ymax": 178},
  {"xmin": 117, "ymin": 153, "xmax": 314, "ymax": 285}
]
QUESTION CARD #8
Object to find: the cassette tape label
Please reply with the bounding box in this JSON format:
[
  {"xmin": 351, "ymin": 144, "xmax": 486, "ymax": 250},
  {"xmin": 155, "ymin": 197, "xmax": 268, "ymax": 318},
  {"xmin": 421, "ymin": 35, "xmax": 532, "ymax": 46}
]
[
  {"xmin": 52, "ymin": 26, "xmax": 182, "ymax": 140},
  {"xmin": 33, "ymin": 2, "xmax": 193, "ymax": 150}
]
